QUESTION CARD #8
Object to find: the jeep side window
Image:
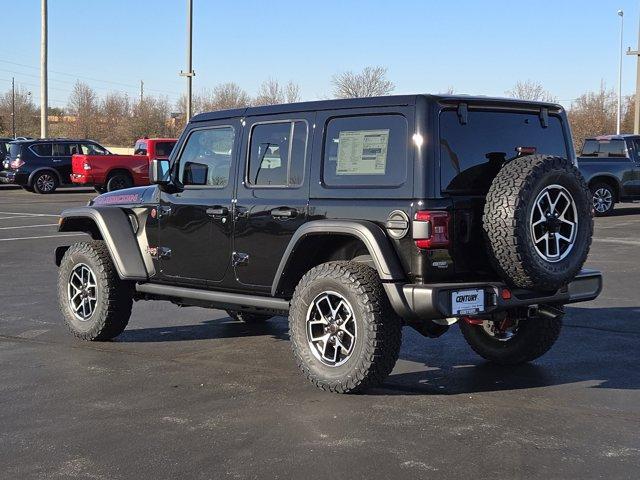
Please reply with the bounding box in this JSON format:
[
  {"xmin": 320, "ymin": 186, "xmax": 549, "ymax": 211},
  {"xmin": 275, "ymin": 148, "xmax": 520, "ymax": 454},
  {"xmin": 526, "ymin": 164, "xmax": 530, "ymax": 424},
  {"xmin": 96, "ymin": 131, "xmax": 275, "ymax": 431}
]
[
  {"xmin": 30, "ymin": 143, "xmax": 52, "ymax": 157},
  {"xmin": 177, "ymin": 126, "xmax": 235, "ymax": 187},
  {"xmin": 52, "ymin": 143, "xmax": 71, "ymax": 156},
  {"xmin": 322, "ymin": 115, "xmax": 407, "ymax": 188},
  {"xmin": 247, "ymin": 121, "xmax": 307, "ymax": 187}
]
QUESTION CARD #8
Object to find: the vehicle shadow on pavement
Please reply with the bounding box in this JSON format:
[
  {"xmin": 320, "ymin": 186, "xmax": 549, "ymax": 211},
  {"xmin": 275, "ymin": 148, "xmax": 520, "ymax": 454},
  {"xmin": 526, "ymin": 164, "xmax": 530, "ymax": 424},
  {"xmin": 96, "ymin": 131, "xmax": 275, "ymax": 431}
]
[
  {"xmin": 116, "ymin": 316, "xmax": 290, "ymax": 343},
  {"xmin": 609, "ymin": 205, "xmax": 640, "ymax": 217},
  {"xmin": 376, "ymin": 306, "xmax": 640, "ymax": 396}
]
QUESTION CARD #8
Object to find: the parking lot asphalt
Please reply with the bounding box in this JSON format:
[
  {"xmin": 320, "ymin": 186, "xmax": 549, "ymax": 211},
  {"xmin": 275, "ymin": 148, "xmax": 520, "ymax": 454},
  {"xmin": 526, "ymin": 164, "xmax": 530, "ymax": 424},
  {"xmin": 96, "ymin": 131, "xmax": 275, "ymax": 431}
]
[{"xmin": 0, "ymin": 185, "xmax": 639, "ymax": 480}]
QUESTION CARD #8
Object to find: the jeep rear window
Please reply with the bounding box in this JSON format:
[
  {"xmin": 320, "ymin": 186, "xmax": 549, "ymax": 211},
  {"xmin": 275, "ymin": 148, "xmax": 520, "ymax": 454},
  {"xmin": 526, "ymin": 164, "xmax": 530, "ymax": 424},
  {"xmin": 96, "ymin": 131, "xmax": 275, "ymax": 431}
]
[
  {"xmin": 322, "ymin": 114, "xmax": 407, "ymax": 188},
  {"xmin": 581, "ymin": 139, "xmax": 627, "ymax": 158},
  {"xmin": 8, "ymin": 143, "xmax": 21, "ymax": 158},
  {"xmin": 439, "ymin": 110, "xmax": 568, "ymax": 194},
  {"xmin": 154, "ymin": 141, "xmax": 175, "ymax": 158}
]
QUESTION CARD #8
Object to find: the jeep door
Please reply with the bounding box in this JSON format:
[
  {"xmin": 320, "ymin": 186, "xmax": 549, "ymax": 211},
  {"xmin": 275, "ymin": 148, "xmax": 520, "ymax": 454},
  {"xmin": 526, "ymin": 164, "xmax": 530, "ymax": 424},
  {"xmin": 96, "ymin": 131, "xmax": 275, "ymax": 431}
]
[
  {"xmin": 157, "ymin": 122, "xmax": 239, "ymax": 286},
  {"xmin": 233, "ymin": 113, "xmax": 314, "ymax": 290}
]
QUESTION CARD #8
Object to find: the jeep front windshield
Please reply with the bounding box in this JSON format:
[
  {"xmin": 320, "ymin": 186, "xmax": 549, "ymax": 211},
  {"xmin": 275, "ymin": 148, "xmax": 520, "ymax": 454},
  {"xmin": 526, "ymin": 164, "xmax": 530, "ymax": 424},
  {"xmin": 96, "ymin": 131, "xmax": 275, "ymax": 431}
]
[{"xmin": 439, "ymin": 110, "xmax": 569, "ymax": 194}]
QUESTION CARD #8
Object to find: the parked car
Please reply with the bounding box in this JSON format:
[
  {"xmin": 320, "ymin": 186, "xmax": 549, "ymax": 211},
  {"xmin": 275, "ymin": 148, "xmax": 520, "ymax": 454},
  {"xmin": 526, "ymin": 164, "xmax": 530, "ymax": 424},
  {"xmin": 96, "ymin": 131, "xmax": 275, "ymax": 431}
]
[
  {"xmin": 0, "ymin": 138, "xmax": 110, "ymax": 193},
  {"xmin": 55, "ymin": 95, "xmax": 601, "ymax": 393},
  {"xmin": 71, "ymin": 138, "xmax": 176, "ymax": 193},
  {"xmin": 577, "ymin": 134, "xmax": 640, "ymax": 216}
]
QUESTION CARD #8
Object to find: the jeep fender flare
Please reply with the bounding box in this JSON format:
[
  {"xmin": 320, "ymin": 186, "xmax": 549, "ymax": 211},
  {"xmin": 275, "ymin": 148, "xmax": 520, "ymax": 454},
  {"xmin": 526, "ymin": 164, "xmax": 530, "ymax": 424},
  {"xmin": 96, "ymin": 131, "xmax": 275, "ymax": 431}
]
[
  {"xmin": 271, "ymin": 220, "xmax": 406, "ymax": 297},
  {"xmin": 57, "ymin": 206, "xmax": 147, "ymax": 280}
]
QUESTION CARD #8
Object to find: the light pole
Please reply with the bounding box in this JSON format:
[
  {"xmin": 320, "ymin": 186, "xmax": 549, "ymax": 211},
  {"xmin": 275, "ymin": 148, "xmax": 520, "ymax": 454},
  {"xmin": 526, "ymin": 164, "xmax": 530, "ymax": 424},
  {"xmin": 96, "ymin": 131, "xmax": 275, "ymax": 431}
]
[
  {"xmin": 11, "ymin": 77, "xmax": 15, "ymax": 139},
  {"xmin": 626, "ymin": 8, "xmax": 640, "ymax": 134},
  {"xmin": 179, "ymin": 0, "xmax": 195, "ymax": 121},
  {"xmin": 40, "ymin": 0, "xmax": 48, "ymax": 138},
  {"xmin": 617, "ymin": 9, "xmax": 624, "ymax": 135}
]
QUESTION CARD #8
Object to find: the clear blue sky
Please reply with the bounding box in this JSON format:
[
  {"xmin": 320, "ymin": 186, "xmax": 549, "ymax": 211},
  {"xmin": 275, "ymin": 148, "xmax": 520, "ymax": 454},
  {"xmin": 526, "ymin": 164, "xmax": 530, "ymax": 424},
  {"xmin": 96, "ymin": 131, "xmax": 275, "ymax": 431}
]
[{"xmin": 1, "ymin": 0, "xmax": 639, "ymax": 109}]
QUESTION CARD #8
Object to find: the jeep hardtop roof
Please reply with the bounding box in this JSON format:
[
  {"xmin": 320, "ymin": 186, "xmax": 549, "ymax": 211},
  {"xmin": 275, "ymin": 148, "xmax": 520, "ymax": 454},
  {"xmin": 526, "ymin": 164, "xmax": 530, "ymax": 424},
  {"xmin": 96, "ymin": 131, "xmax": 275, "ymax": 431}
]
[{"xmin": 190, "ymin": 94, "xmax": 564, "ymax": 123}]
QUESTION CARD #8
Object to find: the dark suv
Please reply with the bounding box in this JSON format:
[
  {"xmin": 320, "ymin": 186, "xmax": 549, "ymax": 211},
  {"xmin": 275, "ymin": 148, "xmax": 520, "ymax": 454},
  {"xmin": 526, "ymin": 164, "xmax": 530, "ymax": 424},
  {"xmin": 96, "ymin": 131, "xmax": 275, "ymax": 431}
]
[
  {"xmin": 0, "ymin": 138, "xmax": 110, "ymax": 193},
  {"xmin": 54, "ymin": 95, "xmax": 602, "ymax": 393},
  {"xmin": 578, "ymin": 134, "xmax": 640, "ymax": 216}
]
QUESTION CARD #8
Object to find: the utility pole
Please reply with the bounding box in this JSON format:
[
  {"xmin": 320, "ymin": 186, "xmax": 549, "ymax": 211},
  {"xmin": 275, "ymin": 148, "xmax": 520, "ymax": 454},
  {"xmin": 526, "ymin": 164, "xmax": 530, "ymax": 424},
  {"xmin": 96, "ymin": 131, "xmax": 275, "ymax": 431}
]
[
  {"xmin": 179, "ymin": 0, "xmax": 195, "ymax": 120},
  {"xmin": 11, "ymin": 77, "xmax": 15, "ymax": 139},
  {"xmin": 627, "ymin": 8, "xmax": 640, "ymax": 134},
  {"xmin": 140, "ymin": 80, "xmax": 144, "ymax": 103},
  {"xmin": 617, "ymin": 10, "xmax": 624, "ymax": 135},
  {"xmin": 40, "ymin": 0, "xmax": 48, "ymax": 138}
]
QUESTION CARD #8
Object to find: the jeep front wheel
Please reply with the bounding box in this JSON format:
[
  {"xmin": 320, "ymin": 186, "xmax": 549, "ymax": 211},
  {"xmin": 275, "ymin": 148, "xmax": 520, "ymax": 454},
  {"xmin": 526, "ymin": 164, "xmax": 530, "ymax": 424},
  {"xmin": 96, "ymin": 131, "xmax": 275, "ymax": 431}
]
[
  {"xmin": 58, "ymin": 240, "xmax": 133, "ymax": 341},
  {"xmin": 289, "ymin": 261, "xmax": 402, "ymax": 393},
  {"xmin": 459, "ymin": 310, "xmax": 562, "ymax": 365}
]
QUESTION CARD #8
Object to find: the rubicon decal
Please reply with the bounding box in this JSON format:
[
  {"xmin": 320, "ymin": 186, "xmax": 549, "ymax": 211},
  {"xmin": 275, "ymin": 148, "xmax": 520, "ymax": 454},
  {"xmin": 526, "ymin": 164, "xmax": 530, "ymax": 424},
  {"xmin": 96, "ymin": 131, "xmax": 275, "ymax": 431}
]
[{"xmin": 93, "ymin": 194, "xmax": 141, "ymax": 205}]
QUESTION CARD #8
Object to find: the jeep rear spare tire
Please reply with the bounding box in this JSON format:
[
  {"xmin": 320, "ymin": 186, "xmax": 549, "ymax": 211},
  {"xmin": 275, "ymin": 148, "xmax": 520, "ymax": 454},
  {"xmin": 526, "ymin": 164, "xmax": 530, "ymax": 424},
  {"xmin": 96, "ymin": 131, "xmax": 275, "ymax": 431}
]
[{"xmin": 483, "ymin": 155, "xmax": 593, "ymax": 290}]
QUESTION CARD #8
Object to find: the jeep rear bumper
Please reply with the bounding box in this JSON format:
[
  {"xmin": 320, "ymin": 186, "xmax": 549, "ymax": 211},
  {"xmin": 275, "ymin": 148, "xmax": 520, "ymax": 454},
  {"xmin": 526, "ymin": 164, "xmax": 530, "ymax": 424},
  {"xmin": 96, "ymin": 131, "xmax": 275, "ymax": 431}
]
[{"xmin": 383, "ymin": 269, "xmax": 603, "ymax": 321}]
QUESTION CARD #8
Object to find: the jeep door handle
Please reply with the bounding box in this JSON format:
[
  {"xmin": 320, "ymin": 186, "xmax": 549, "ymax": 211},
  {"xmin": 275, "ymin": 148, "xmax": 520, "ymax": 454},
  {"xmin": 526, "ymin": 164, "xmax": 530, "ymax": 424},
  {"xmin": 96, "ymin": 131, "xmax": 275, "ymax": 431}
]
[
  {"xmin": 206, "ymin": 206, "xmax": 228, "ymax": 217},
  {"xmin": 271, "ymin": 207, "xmax": 298, "ymax": 219}
]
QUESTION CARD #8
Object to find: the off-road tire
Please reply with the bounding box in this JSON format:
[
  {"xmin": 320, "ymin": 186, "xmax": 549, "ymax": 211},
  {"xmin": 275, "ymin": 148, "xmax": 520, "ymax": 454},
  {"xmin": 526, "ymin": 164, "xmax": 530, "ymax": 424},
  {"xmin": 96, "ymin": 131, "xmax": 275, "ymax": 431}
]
[
  {"xmin": 106, "ymin": 173, "xmax": 133, "ymax": 192},
  {"xmin": 483, "ymin": 155, "xmax": 593, "ymax": 290},
  {"xmin": 459, "ymin": 312, "xmax": 563, "ymax": 365},
  {"xmin": 58, "ymin": 240, "xmax": 133, "ymax": 341},
  {"xmin": 32, "ymin": 170, "xmax": 58, "ymax": 194},
  {"xmin": 590, "ymin": 182, "xmax": 615, "ymax": 217},
  {"xmin": 226, "ymin": 310, "xmax": 272, "ymax": 323},
  {"xmin": 289, "ymin": 261, "xmax": 402, "ymax": 393}
]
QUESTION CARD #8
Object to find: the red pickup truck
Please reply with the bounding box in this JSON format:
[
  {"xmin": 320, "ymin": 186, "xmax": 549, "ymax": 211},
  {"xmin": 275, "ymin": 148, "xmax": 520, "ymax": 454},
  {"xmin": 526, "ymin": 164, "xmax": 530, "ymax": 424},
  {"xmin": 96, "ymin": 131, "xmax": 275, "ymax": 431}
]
[{"xmin": 71, "ymin": 138, "xmax": 176, "ymax": 192}]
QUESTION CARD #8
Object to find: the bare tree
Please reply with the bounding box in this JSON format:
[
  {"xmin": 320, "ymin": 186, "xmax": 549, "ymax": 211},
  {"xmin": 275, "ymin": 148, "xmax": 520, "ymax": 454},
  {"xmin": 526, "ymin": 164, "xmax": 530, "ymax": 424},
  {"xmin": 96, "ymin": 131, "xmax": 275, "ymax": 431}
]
[
  {"xmin": 67, "ymin": 81, "xmax": 100, "ymax": 139},
  {"xmin": 0, "ymin": 85, "xmax": 39, "ymax": 137},
  {"xmin": 254, "ymin": 79, "xmax": 301, "ymax": 106},
  {"xmin": 101, "ymin": 92, "xmax": 131, "ymax": 146},
  {"xmin": 506, "ymin": 80, "xmax": 556, "ymax": 102},
  {"xmin": 621, "ymin": 94, "xmax": 635, "ymax": 134},
  {"xmin": 568, "ymin": 81, "xmax": 617, "ymax": 152},
  {"xmin": 209, "ymin": 82, "xmax": 251, "ymax": 110},
  {"xmin": 331, "ymin": 66, "xmax": 395, "ymax": 99},
  {"xmin": 285, "ymin": 81, "xmax": 301, "ymax": 103},
  {"xmin": 129, "ymin": 96, "xmax": 173, "ymax": 143}
]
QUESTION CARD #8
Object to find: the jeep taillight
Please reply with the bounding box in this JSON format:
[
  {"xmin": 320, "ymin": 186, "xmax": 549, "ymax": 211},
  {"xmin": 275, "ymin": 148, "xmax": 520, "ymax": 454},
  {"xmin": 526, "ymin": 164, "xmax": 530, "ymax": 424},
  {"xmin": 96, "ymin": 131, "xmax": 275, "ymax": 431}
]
[
  {"xmin": 414, "ymin": 210, "xmax": 450, "ymax": 249},
  {"xmin": 10, "ymin": 158, "xmax": 24, "ymax": 169}
]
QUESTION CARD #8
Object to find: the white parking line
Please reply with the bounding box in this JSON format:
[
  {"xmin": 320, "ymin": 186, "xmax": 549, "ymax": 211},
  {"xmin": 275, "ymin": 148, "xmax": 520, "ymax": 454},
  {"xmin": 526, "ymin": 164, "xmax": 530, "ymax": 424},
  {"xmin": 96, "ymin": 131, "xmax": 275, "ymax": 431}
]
[
  {"xmin": 0, "ymin": 215, "xmax": 53, "ymax": 220},
  {"xmin": 593, "ymin": 237, "xmax": 640, "ymax": 246},
  {"xmin": 0, "ymin": 211, "xmax": 59, "ymax": 217},
  {"xmin": 0, "ymin": 233, "xmax": 85, "ymax": 242},
  {"xmin": 0, "ymin": 224, "xmax": 58, "ymax": 230}
]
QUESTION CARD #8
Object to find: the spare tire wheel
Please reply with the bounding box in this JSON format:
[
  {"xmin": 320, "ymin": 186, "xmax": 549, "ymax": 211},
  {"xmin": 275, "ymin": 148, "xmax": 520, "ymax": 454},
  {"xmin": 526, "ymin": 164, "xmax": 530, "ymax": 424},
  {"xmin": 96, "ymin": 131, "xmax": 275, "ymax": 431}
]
[{"xmin": 483, "ymin": 155, "xmax": 593, "ymax": 290}]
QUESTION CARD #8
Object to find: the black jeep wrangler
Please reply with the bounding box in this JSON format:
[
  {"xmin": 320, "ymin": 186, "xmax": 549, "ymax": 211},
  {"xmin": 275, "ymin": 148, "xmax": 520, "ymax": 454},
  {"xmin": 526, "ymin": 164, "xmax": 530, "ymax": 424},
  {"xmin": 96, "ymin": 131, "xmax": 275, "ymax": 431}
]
[{"xmin": 55, "ymin": 95, "xmax": 602, "ymax": 393}]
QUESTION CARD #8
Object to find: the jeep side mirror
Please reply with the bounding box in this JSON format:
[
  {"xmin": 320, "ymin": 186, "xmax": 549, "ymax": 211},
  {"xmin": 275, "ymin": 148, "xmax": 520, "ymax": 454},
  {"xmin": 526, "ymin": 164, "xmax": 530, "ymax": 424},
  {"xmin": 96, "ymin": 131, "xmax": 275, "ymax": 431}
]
[{"xmin": 149, "ymin": 158, "xmax": 171, "ymax": 186}]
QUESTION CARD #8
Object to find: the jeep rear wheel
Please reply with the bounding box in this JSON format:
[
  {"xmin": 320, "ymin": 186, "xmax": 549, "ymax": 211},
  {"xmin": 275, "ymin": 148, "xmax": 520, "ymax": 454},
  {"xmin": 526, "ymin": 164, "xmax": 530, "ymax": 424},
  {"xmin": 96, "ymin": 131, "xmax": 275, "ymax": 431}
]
[
  {"xmin": 483, "ymin": 155, "xmax": 593, "ymax": 290},
  {"xmin": 58, "ymin": 240, "xmax": 133, "ymax": 341},
  {"xmin": 289, "ymin": 261, "xmax": 402, "ymax": 393},
  {"xmin": 459, "ymin": 310, "xmax": 562, "ymax": 365}
]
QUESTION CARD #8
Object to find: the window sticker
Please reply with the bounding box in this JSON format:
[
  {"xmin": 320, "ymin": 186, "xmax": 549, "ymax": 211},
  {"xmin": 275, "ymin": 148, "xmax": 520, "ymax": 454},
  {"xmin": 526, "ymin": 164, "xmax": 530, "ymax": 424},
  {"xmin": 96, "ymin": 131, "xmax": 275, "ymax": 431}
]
[{"xmin": 336, "ymin": 129, "xmax": 389, "ymax": 175}]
